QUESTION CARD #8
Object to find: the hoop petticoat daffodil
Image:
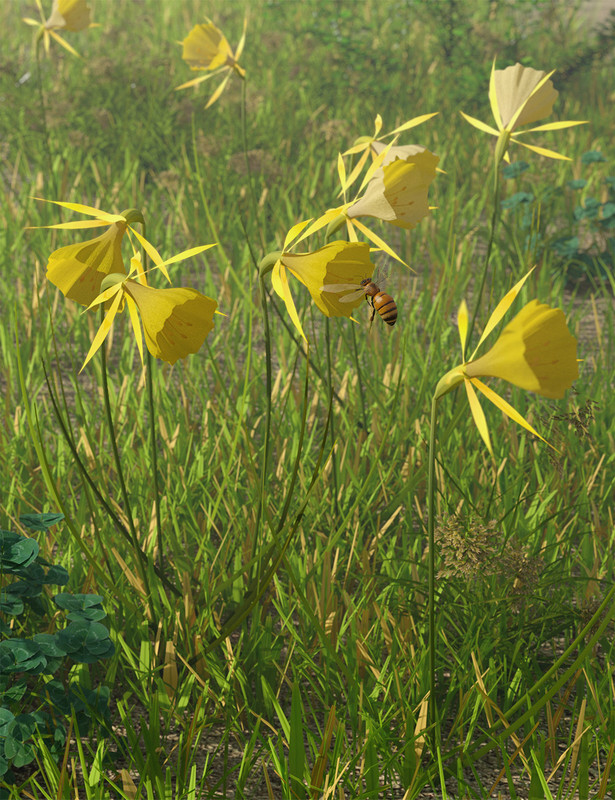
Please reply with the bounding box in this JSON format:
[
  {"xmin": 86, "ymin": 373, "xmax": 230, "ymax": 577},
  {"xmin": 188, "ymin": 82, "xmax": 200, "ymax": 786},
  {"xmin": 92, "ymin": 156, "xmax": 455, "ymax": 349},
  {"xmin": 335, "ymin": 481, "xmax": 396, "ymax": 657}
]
[
  {"xmin": 23, "ymin": 0, "xmax": 91, "ymax": 57},
  {"xmin": 460, "ymin": 61, "xmax": 587, "ymax": 163},
  {"xmin": 176, "ymin": 17, "xmax": 247, "ymax": 108},
  {"xmin": 31, "ymin": 199, "xmax": 173, "ymax": 307},
  {"xmin": 81, "ymin": 252, "xmax": 218, "ymax": 370},
  {"xmin": 434, "ymin": 271, "xmax": 579, "ymax": 455},
  {"xmin": 260, "ymin": 221, "xmax": 376, "ymax": 341}
]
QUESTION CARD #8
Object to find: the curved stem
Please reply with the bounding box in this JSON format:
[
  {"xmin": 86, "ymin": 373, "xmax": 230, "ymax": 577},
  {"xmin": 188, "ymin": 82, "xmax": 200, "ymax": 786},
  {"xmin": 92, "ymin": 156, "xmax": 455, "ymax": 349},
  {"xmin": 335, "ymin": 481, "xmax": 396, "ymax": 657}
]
[{"xmin": 427, "ymin": 393, "xmax": 440, "ymax": 741}]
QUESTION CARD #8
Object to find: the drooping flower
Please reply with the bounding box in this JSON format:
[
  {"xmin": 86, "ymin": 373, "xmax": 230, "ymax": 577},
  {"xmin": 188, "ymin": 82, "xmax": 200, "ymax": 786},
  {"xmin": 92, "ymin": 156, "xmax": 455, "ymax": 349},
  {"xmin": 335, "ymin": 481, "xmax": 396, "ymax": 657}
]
[
  {"xmin": 261, "ymin": 223, "xmax": 376, "ymax": 340},
  {"xmin": 176, "ymin": 17, "xmax": 247, "ymax": 108},
  {"xmin": 435, "ymin": 271, "xmax": 579, "ymax": 454},
  {"xmin": 23, "ymin": 0, "xmax": 91, "ymax": 57},
  {"xmin": 32, "ymin": 200, "xmax": 170, "ymax": 307},
  {"xmin": 81, "ymin": 254, "xmax": 218, "ymax": 369},
  {"xmin": 460, "ymin": 61, "xmax": 587, "ymax": 163}
]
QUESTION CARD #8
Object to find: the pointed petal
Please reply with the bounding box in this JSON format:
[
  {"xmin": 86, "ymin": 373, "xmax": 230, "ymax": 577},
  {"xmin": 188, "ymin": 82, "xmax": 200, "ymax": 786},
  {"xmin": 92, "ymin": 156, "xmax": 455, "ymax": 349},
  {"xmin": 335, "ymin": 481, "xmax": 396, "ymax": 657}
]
[
  {"xmin": 347, "ymin": 218, "xmax": 410, "ymax": 268},
  {"xmin": 514, "ymin": 140, "xmax": 572, "ymax": 161},
  {"xmin": 80, "ymin": 290, "xmax": 124, "ymax": 371},
  {"xmin": 464, "ymin": 378, "xmax": 493, "ymax": 456},
  {"xmin": 519, "ymin": 120, "xmax": 588, "ymax": 133},
  {"xmin": 471, "ymin": 377, "xmax": 551, "ymax": 447},
  {"xmin": 84, "ymin": 281, "xmax": 124, "ymax": 311},
  {"xmin": 388, "ymin": 112, "xmax": 439, "ymax": 135},
  {"xmin": 339, "ymin": 148, "xmax": 370, "ymax": 195},
  {"xmin": 175, "ymin": 73, "xmax": 211, "ymax": 91},
  {"xmin": 458, "ymin": 299, "xmax": 469, "ymax": 360},
  {"xmin": 128, "ymin": 227, "xmax": 169, "ymax": 281},
  {"xmin": 471, "ymin": 269, "xmax": 534, "ymax": 357},
  {"xmin": 205, "ymin": 72, "xmax": 232, "ymax": 108},
  {"xmin": 156, "ymin": 243, "xmax": 217, "ymax": 268},
  {"xmin": 32, "ymin": 197, "xmax": 124, "ymax": 223},
  {"xmin": 271, "ymin": 261, "xmax": 306, "ymax": 341},
  {"xmin": 125, "ymin": 295, "xmax": 144, "ymax": 365},
  {"xmin": 488, "ymin": 57, "xmax": 503, "ymax": 131},
  {"xmin": 283, "ymin": 219, "xmax": 312, "ymax": 250},
  {"xmin": 49, "ymin": 30, "xmax": 81, "ymax": 58},
  {"xmin": 459, "ymin": 111, "xmax": 499, "ymax": 137},
  {"xmin": 299, "ymin": 207, "xmax": 348, "ymax": 244}
]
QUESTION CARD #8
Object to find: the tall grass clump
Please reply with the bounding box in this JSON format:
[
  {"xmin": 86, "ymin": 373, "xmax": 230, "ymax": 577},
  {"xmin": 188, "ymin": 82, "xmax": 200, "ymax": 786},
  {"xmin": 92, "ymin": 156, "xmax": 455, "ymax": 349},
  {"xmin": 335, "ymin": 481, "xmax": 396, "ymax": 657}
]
[{"xmin": 1, "ymin": 0, "xmax": 614, "ymax": 797}]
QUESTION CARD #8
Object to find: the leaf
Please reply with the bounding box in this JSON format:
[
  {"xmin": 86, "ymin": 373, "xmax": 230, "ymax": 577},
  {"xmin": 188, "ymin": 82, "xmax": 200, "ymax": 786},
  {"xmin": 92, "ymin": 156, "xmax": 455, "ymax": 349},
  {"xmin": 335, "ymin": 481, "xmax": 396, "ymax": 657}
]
[{"xmin": 19, "ymin": 512, "xmax": 64, "ymax": 532}]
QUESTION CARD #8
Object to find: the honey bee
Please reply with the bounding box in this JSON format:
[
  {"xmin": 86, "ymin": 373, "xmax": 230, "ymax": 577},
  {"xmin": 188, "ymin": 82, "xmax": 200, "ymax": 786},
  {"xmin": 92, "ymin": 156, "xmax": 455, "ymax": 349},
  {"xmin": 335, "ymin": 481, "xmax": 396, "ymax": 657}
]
[
  {"xmin": 321, "ymin": 277, "xmax": 397, "ymax": 327},
  {"xmin": 359, "ymin": 278, "xmax": 397, "ymax": 326}
]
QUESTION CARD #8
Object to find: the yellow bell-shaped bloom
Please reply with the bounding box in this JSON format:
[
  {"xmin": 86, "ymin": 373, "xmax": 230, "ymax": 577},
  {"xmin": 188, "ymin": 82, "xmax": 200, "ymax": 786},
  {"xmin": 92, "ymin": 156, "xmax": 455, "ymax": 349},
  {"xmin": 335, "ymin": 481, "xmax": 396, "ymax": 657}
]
[
  {"xmin": 435, "ymin": 271, "xmax": 579, "ymax": 454},
  {"xmin": 82, "ymin": 259, "xmax": 218, "ymax": 370},
  {"xmin": 176, "ymin": 17, "xmax": 247, "ymax": 107},
  {"xmin": 464, "ymin": 300, "xmax": 578, "ymax": 399},
  {"xmin": 347, "ymin": 147, "xmax": 439, "ymax": 229},
  {"xmin": 460, "ymin": 61, "xmax": 587, "ymax": 163},
  {"xmin": 266, "ymin": 233, "xmax": 375, "ymax": 341}
]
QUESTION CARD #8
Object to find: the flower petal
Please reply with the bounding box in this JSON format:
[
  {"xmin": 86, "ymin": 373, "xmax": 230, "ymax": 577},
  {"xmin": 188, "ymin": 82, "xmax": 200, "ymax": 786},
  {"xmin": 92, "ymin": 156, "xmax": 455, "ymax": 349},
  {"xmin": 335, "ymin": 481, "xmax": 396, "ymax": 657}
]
[
  {"xmin": 466, "ymin": 300, "xmax": 578, "ymax": 398},
  {"xmin": 271, "ymin": 260, "xmax": 306, "ymax": 341},
  {"xmin": 46, "ymin": 221, "xmax": 128, "ymax": 306},
  {"xmin": 464, "ymin": 378, "xmax": 493, "ymax": 455},
  {"xmin": 470, "ymin": 377, "xmax": 550, "ymax": 447},
  {"xmin": 472, "ymin": 269, "xmax": 534, "ymax": 356},
  {"xmin": 80, "ymin": 290, "xmax": 123, "ymax": 371}
]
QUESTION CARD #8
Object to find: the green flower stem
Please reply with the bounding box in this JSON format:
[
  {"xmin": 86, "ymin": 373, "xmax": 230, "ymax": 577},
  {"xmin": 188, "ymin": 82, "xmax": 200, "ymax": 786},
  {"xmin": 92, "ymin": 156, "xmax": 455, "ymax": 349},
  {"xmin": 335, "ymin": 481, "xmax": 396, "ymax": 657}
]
[
  {"xmin": 252, "ymin": 274, "xmax": 274, "ymax": 581},
  {"xmin": 139, "ymin": 221, "xmax": 163, "ymax": 568},
  {"xmin": 145, "ymin": 349, "xmax": 163, "ymax": 567},
  {"xmin": 466, "ymin": 158, "xmax": 501, "ymax": 345},
  {"xmin": 99, "ymin": 318, "xmax": 153, "ymax": 618},
  {"xmin": 325, "ymin": 318, "xmax": 339, "ymax": 517},
  {"xmin": 350, "ymin": 323, "xmax": 368, "ymax": 433},
  {"xmin": 427, "ymin": 393, "xmax": 440, "ymax": 740}
]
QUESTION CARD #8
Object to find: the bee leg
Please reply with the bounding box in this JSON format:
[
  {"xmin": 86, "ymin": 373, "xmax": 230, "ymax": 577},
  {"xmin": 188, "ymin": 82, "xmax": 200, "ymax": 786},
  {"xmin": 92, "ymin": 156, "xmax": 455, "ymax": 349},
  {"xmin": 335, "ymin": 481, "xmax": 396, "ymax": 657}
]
[{"xmin": 366, "ymin": 296, "xmax": 376, "ymax": 329}]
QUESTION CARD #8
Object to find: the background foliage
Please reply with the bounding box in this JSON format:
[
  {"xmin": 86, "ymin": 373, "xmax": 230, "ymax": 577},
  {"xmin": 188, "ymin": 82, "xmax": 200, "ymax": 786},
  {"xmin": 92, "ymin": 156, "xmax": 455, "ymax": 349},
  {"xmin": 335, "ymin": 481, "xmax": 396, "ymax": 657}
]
[{"xmin": 1, "ymin": 0, "xmax": 614, "ymax": 797}]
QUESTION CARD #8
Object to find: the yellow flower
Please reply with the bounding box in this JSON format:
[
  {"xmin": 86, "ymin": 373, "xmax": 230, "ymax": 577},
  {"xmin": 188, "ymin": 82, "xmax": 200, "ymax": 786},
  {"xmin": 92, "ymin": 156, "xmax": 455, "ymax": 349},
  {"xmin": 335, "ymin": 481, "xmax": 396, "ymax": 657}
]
[
  {"xmin": 23, "ymin": 0, "xmax": 91, "ymax": 57},
  {"xmin": 346, "ymin": 146, "xmax": 439, "ymax": 229},
  {"xmin": 265, "ymin": 225, "xmax": 375, "ymax": 340},
  {"xmin": 81, "ymin": 255, "xmax": 218, "ymax": 369},
  {"xmin": 460, "ymin": 61, "xmax": 587, "ymax": 163},
  {"xmin": 33, "ymin": 200, "xmax": 168, "ymax": 307},
  {"xmin": 435, "ymin": 271, "xmax": 578, "ymax": 454},
  {"xmin": 176, "ymin": 17, "xmax": 247, "ymax": 108}
]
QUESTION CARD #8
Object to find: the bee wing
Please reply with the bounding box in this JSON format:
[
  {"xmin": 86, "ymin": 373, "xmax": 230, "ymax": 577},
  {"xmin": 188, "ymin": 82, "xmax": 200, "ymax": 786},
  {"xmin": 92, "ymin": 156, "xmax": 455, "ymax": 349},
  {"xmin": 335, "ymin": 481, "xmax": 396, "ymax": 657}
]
[{"xmin": 319, "ymin": 283, "xmax": 366, "ymax": 303}]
